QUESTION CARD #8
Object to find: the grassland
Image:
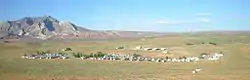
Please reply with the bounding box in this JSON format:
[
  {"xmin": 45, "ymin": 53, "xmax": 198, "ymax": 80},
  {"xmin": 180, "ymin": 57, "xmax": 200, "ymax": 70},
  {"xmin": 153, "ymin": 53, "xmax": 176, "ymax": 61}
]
[{"xmin": 0, "ymin": 35, "xmax": 250, "ymax": 80}]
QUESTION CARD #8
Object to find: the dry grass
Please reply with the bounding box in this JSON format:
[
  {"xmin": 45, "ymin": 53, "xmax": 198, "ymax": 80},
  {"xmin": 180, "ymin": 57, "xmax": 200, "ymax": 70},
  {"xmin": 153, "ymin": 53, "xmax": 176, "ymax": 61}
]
[{"xmin": 0, "ymin": 36, "xmax": 250, "ymax": 80}]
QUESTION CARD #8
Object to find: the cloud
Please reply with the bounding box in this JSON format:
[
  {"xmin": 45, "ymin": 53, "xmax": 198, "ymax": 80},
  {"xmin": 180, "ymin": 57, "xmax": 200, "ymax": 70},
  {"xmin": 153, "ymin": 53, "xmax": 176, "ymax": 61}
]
[
  {"xmin": 154, "ymin": 21, "xmax": 181, "ymax": 24},
  {"xmin": 196, "ymin": 13, "xmax": 212, "ymax": 16},
  {"xmin": 155, "ymin": 18, "xmax": 211, "ymax": 24},
  {"xmin": 155, "ymin": 20, "xmax": 195, "ymax": 24},
  {"xmin": 155, "ymin": 21, "xmax": 170, "ymax": 24},
  {"xmin": 154, "ymin": 20, "xmax": 188, "ymax": 24},
  {"xmin": 156, "ymin": 21, "xmax": 184, "ymax": 24},
  {"xmin": 198, "ymin": 18, "xmax": 211, "ymax": 23}
]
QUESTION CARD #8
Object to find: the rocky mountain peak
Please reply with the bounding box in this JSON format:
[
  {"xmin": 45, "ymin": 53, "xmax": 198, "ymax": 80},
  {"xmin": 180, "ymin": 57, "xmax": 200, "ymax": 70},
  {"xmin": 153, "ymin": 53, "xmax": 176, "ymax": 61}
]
[{"xmin": 0, "ymin": 16, "xmax": 89, "ymax": 40}]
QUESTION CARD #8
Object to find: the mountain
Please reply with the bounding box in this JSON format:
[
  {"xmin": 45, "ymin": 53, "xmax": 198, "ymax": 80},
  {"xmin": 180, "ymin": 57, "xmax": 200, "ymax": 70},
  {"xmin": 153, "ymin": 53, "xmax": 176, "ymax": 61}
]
[
  {"xmin": 0, "ymin": 16, "xmax": 81, "ymax": 39},
  {"xmin": 0, "ymin": 16, "xmax": 164, "ymax": 40}
]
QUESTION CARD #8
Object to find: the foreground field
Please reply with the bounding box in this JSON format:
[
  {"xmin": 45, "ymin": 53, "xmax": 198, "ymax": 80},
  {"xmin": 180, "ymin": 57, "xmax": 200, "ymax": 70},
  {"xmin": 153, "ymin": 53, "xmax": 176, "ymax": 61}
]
[{"xmin": 0, "ymin": 36, "xmax": 250, "ymax": 80}]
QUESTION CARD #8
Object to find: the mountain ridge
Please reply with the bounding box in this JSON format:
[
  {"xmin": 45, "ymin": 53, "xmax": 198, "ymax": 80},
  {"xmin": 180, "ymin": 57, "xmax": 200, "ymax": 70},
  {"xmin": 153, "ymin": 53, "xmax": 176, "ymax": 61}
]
[
  {"xmin": 0, "ymin": 16, "xmax": 163, "ymax": 40},
  {"xmin": 0, "ymin": 16, "xmax": 103, "ymax": 40},
  {"xmin": 2, "ymin": 16, "xmax": 248, "ymax": 41}
]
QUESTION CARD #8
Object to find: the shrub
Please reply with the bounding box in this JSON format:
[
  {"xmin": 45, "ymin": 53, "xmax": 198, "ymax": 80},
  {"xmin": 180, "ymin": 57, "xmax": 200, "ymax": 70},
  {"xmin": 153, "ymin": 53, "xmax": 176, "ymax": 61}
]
[
  {"xmin": 72, "ymin": 52, "xmax": 84, "ymax": 58},
  {"xmin": 82, "ymin": 54, "xmax": 90, "ymax": 59},
  {"xmin": 201, "ymin": 42, "xmax": 205, "ymax": 44},
  {"xmin": 209, "ymin": 42, "xmax": 217, "ymax": 45},
  {"xmin": 95, "ymin": 52, "xmax": 106, "ymax": 57},
  {"xmin": 89, "ymin": 53, "xmax": 94, "ymax": 57},
  {"xmin": 186, "ymin": 43, "xmax": 194, "ymax": 45},
  {"xmin": 165, "ymin": 56, "xmax": 170, "ymax": 59},
  {"xmin": 133, "ymin": 53, "xmax": 141, "ymax": 57},
  {"xmin": 36, "ymin": 51, "xmax": 41, "ymax": 54},
  {"xmin": 36, "ymin": 50, "xmax": 46, "ymax": 55},
  {"xmin": 65, "ymin": 48, "xmax": 72, "ymax": 51},
  {"xmin": 116, "ymin": 46, "xmax": 124, "ymax": 49},
  {"xmin": 72, "ymin": 52, "xmax": 107, "ymax": 59},
  {"xmin": 58, "ymin": 52, "xmax": 66, "ymax": 56}
]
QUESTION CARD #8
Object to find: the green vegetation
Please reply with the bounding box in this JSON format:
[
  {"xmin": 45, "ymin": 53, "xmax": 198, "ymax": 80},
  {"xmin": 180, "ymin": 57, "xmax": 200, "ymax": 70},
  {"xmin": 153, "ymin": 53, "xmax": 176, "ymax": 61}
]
[
  {"xmin": 35, "ymin": 50, "xmax": 51, "ymax": 55},
  {"xmin": 72, "ymin": 52, "xmax": 107, "ymax": 58},
  {"xmin": 94, "ymin": 52, "xmax": 106, "ymax": 58},
  {"xmin": 132, "ymin": 53, "xmax": 142, "ymax": 57},
  {"xmin": 64, "ymin": 48, "xmax": 72, "ymax": 51},
  {"xmin": 72, "ymin": 52, "xmax": 84, "ymax": 58}
]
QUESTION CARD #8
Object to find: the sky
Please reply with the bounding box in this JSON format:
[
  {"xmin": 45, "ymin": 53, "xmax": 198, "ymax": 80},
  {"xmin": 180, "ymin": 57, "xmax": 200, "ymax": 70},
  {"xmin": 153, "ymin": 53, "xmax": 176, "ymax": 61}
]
[{"xmin": 0, "ymin": 0, "xmax": 250, "ymax": 32}]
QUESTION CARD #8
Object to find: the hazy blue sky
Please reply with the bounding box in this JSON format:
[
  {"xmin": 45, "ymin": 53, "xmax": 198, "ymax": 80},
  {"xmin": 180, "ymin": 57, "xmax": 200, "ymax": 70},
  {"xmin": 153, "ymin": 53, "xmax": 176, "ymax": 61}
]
[{"xmin": 1, "ymin": 0, "xmax": 250, "ymax": 32}]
